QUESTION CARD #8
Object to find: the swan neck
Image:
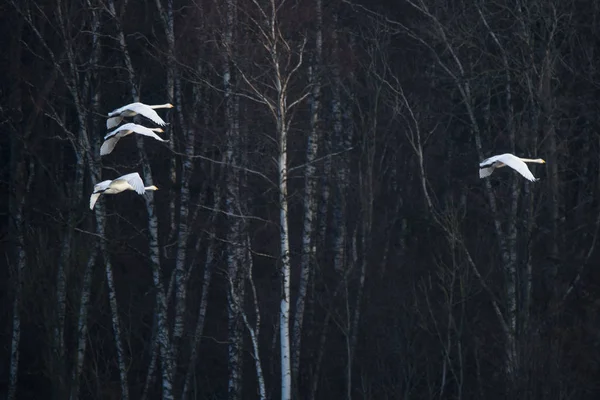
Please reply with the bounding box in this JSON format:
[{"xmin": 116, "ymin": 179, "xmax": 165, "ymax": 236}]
[{"xmin": 519, "ymin": 158, "xmax": 543, "ymax": 163}]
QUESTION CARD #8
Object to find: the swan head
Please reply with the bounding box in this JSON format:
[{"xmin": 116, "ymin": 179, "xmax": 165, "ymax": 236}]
[
  {"xmin": 536, "ymin": 159, "xmax": 546, "ymax": 164},
  {"xmin": 146, "ymin": 185, "xmax": 159, "ymax": 191},
  {"xmin": 153, "ymin": 128, "xmax": 165, "ymax": 133},
  {"xmin": 166, "ymin": 103, "xmax": 174, "ymax": 108}
]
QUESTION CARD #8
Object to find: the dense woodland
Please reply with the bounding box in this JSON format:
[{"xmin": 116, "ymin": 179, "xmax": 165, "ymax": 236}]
[{"xmin": 2, "ymin": 0, "xmax": 600, "ymax": 399}]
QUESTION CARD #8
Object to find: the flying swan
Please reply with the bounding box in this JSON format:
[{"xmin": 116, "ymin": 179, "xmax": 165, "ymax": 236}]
[
  {"xmin": 106, "ymin": 102, "xmax": 174, "ymax": 129},
  {"xmin": 101, "ymin": 123, "xmax": 168, "ymax": 156},
  {"xmin": 479, "ymin": 153, "xmax": 546, "ymax": 182},
  {"xmin": 90, "ymin": 172, "xmax": 158, "ymax": 210}
]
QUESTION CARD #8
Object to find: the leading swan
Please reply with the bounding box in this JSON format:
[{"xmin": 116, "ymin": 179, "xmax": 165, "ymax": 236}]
[
  {"xmin": 106, "ymin": 102, "xmax": 174, "ymax": 129},
  {"xmin": 479, "ymin": 153, "xmax": 546, "ymax": 182}
]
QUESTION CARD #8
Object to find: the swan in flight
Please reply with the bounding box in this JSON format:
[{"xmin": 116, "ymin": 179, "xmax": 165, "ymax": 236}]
[
  {"xmin": 107, "ymin": 102, "xmax": 174, "ymax": 129},
  {"xmin": 479, "ymin": 153, "xmax": 546, "ymax": 182},
  {"xmin": 90, "ymin": 172, "xmax": 158, "ymax": 210},
  {"xmin": 101, "ymin": 123, "xmax": 167, "ymax": 156}
]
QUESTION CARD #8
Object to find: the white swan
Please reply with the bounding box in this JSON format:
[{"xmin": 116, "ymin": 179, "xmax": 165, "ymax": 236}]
[
  {"xmin": 106, "ymin": 102, "xmax": 174, "ymax": 129},
  {"xmin": 479, "ymin": 153, "xmax": 546, "ymax": 182},
  {"xmin": 90, "ymin": 172, "xmax": 158, "ymax": 210},
  {"xmin": 101, "ymin": 123, "xmax": 167, "ymax": 156}
]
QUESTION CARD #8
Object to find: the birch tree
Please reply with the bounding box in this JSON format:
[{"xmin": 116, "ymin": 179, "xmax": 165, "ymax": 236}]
[
  {"xmin": 231, "ymin": 0, "xmax": 309, "ymax": 397},
  {"xmin": 291, "ymin": 0, "xmax": 322, "ymax": 389},
  {"xmin": 219, "ymin": 0, "xmax": 248, "ymax": 397}
]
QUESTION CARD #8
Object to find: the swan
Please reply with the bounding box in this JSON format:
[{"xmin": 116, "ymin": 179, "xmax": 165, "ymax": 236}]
[
  {"xmin": 90, "ymin": 172, "xmax": 158, "ymax": 210},
  {"xmin": 479, "ymin": 153, "xmax": 546, "ymax": 182},
  {"xmin": 101, "ymin": 123, "xmax": 168, "ymax": 156},
  {"xmin": 106, "ymin": 102, "xmax": 174, "ymax": 129}
]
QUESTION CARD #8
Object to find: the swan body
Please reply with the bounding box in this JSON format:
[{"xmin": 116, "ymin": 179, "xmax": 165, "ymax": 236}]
[
  {"xmin": 90, "ymin": 172, "xmax": 158, "ymax": 210},
  {"xmin": 101, "ymin": 123, "xmax": 167, "ymax": 156},
  {"xmin": 106, "ymin": 102, "xmax": 174, "ymax": 129},
  {"xmin": 479, "ymin": 153, "xmax": 546, "ymax": 182}
]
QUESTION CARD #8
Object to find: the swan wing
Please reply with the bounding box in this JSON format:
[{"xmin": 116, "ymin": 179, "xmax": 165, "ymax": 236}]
[
  {"xmin": 89, "ymin": 193, "xmax": 102, "ymax": 210},
  {"xmin": 128, "ymin": 124, "xmax": 168, "ymax": 142},
  {"xmin": 93, "ymin": 180, "xmax": 113, "ymax": 193},
  {"xmin": 479, "ymin": 167, "xmax": 495, "ymax": 179},
  {"xmin": 126, "ymin": 103, "xmax": 168, "ymax": 126},
  {"xmin": 117, "ymin": 172, "xmax": 146, "ymax": 194},
  {"xmin": 106, "ymin": 116, "xmax": 123, "ymax": 129},
  {"xmin": 493, "ymin": 154, "xmax": 537, "ymax": 181},
  {"xmin": 479, "ymin": 154, "xmax": 506, "ymax": 168},
  {"xmin": 100, "ymin": 137, "xmax": 120, "ymax": 156},
  {"xmin": 107, "ymin": 103, "xmax": 137, "ymax": 117}
]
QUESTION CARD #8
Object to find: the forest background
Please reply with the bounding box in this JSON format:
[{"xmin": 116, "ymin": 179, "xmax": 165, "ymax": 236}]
[{"xmin": 2, "ymin": 0, "xmax": 600, "ymax": 399}]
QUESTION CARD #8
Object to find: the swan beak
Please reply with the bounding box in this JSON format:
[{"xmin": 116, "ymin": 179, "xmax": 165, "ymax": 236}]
[
  {"xmin": 541, "ymin": 159, "xmax": 546, "ymax": 164},
  {"xmin": 167, "ymin": 103, "xmax": 174, "ymax": 108}
]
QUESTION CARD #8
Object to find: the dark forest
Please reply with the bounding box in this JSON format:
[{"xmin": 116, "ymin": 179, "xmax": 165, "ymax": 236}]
[{"xmin": 2, "ymin": 0, "xmax": 600, "ymax": 398}]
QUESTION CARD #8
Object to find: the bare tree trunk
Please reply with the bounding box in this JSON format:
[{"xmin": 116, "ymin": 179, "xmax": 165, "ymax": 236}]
[
  {"xmin": 181, "ymin": 225, "xmax": 217, "ymax": 399},
  {"xmin": 234, "ymin": 2, "xmax": 308, "ymax": 397},
  {"xmin": 277, "ymin": 99, "xmax": 293, "ymax": 400},
  {"xmin": 221, "ymin": 1, "xmax": 246, "ymax": 398},
  {"xmin": 70, "ymin": 8, "xmax": 102, "ymax": 396},
  {"xmin": 228, "ymin": 234, "xmax": 267, "ymax": 400},
  {"xmin": 6, "ymin": 13, "xmax": 25, "ymax": 400},
  {"xmin": 8, "ymin": 159, "xmax": 34, "ymax": 400},
  {"xmin": 154, "ymin": 0, "xmax": 178, "ymax": 254},
  {"xmin": 154, "ymin": 0, "xmax": 196, "ymax": 376},
  {"xmin": 330, "ymin": 14, "xmax": 348, "ymax": 275},
  {"xmin": 540, "ymin": 50, "xmax": 559, "ymax": 295},
  {"xmin": 291, "ymin": 0, "xmax": 322, "ymax": 391},
  {"xmin": 70, "ymin": 242, "xmax": 98, "ymax": 400}
]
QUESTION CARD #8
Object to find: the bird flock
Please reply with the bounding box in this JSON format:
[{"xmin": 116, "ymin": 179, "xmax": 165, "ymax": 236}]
[
  {"xmin": 89, "ymin": 101, "xmax": 545, "ymax": 210},
  {"xmin": 89, "ymin": 102, "xmax": 173, "ymax": 210}
]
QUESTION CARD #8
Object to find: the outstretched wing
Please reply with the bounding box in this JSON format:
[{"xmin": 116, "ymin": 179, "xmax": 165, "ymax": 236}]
[
  {"xmin": 127, "ymin": 103, "xmax": 168, "ymax": 126},
  {"xmin": 104, "ymin": 123, "xmax": 133, "ymax": 140},
  {"xmin": 128, "ymin": 124, "xmax": 168, "ymax": 142},
  {"xmin": 479, "ymin": 154, "xmax": 504, "ymax": 168},
  {"xmin": 116, "ymin": 172, "xmax": 145, "ymax": 194},
  {"xmin": 493, "ymin": 154, "xmax": 537, "ymax": 182}
]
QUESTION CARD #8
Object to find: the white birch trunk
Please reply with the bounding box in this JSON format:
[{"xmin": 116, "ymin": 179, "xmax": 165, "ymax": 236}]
[
  {"xmin": 330, "ymin": 14, "xmax": 348, "ymax": 275},
  {"xmin": 291, "ymin": 0, "xmax": 322, "ymax": 387},
  {"xmin": 237, "ymin": 1, "xmax": 307, "ymax": 397},
  {"xmin": 152, "ymin": 3, "xmax": 196, "ymax": 374},
  {"xmin": 70, "ymin": 243, "xmax": 98, "ymax": 400},
  {"xmin": 222, "ymin": 0, "xmax": 246, "ymax": 397},
  {"xmin": 170, "ymin": 72, "xmax": 195, "ymax": 372},
  {"xmin": 278, "ymin": 113, "xmax": 293, "ymax": 400},
  {"xmin": 228, "ymin": 234, "xmax": 267, "ymax": 400}
]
